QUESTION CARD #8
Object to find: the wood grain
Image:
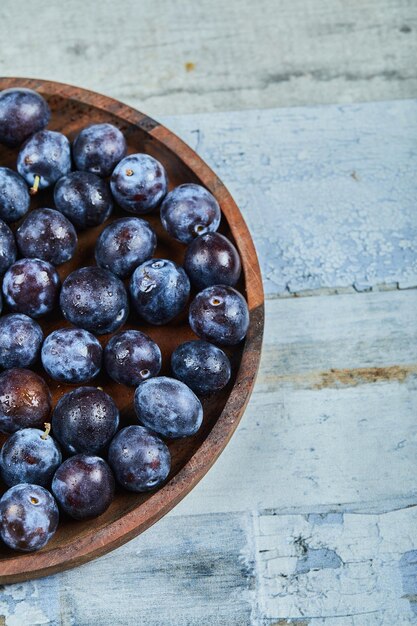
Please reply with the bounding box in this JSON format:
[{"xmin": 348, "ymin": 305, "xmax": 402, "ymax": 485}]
[
  {"xmin": 173, "ymin": 289, "xmax": 417, "ymax": 518},
  {"xmin": 162, "ymin": 101, "xmax": 417, "ymax": 296},
  {"xmin": 0, "ymin": 0, "xmax": 415, "ymax": 115},
  {"xmin": 0, "ymin": 78, "xmax": 264, "ymax": 583},
  {"xmin": 2, "ymin": 505, "xmax": 417, "ymax": 625},
  {"xmin": 0, "ymin": 87, "xmax": 415, "ymax": 622},
  {"xmin": 254, "ymin": 506, "xmax": 417, "ymax": 623}
]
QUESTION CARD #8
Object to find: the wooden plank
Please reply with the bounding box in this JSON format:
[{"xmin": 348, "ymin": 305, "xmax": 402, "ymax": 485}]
[
  {"xmin": 0, "ymin": 0, "xmax": 415, "ymax": 115},
  {"xmin": 254, "ymin": 506, "xmax": 417, "ymax": 623},
  {"xmin": 0, "ymin": 512, "xmax": 255, "ymax": 626},
  {"xmin": 0, "ymin": 65, "xmax": 411, "ymax": 621},
  {"xmin": 2, "ymin": 289, "xmax": 415, "ymax": 624},
  {"xmin": 2, "ymin": 506, "xmax": 417, "ymax": 624},
  {"xmin": 162, "ymin": 100, "xmax": 417, "ymax": 295},
  {"xmin": 172, "ymin": 289, "xmax": 417, "ymax": 517}
]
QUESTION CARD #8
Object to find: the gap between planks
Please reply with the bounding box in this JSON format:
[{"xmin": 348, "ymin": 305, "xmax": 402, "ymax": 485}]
[{"xmin": 2, "ymin": 507, "xmax": 417, "ymax": 625}]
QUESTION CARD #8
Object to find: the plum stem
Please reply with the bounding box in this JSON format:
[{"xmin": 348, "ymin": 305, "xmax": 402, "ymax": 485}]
[
  {"xmin": 29, "ymin": 175, "xmax": 40, "ymax": 195},
  {"xmin": 41, "ymin": 422, "xmax": 51, "ymax": 440}
]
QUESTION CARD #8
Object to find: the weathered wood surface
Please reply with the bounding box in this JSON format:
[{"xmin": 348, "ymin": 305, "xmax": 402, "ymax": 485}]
[
  {"xmin": 0, "ymin": 0, "xmax": 416, "ymax": 115},
  {"xmin": 163, "ymin": 101, "xmax": 417, "ymax": 295},
  {"xmin": 173, "ymin": 289, "xmax": 417, "ymax": 518},
  {"xmin": 3, "ymin": 506, "xmax": 417, "ymax": 624},
  {"xmin": 1, "ymin": 94, "xmax": 416, "ymax": 621}
]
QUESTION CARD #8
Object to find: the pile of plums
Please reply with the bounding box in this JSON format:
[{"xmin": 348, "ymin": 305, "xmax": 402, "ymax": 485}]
[{"xmin": 0, "ymin": 87, "xmax": 249, "ymax": 553}]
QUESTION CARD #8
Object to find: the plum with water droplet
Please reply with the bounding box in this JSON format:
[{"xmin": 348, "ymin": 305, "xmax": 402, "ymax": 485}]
[
  {"xmin": 160, "ymin": 183, "xmax": 220, "ymax": 244},
  {"xmin": 189, "ymin": 285, "xmax": 249, "ymax": 346},
  {"xmin": 52, "ymin": 455, "xmax": 114, "ymax": 520},
  {"xmin": 2, "ymin": 258, "xmax": 60, "ymax": 318},
  {"xmin": 51, "ymin": 386, "xmax": 119, "ymax": 455},
  {"xmin": 110, "ymin": 153, "xmax": 168, "ymax": 214},
  {"xmin": 0, "ymin": 483, "xmax": 58, "ymax": 551},
  {"xmin": 73, "ymin": 123, "xmax": 127, "ymax": 177},
  {"xmin": 130, "ymin": 259, "xmax": 190, "ymax": 325},
  {"xmin": 0, "ymin": 368, "xmax": 51, "ymax": 434},
  {"xmin": 54, "ymin": 171, "xmax": 113, "ymax": 229},
  {"xmin": 60, "ymin": 266, "xmax": 129, "ymax": 335},
  {"xmin": 109, "ymin": 425, "xmax": 170, "ymax": 492}
]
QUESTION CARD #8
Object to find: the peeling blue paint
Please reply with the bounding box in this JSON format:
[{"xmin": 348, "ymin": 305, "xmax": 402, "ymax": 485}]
[
  {"xmin": 400, "ymin": 550, "xmax": 417, "ymax": 615},
  {"xmin": 166, "ymin": 100, "xmax": 417, "ymax": 296},
  {"xmin": 296, "ymin": 547, "xmax": 343, "ymax": 575},
  {"xmin": 307, "ymin": 513, "xmax": 344, "ymax": 525}
]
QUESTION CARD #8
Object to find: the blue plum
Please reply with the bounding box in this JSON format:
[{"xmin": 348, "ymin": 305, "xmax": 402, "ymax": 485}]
[
  {"xmin": 17, "ymin": 130, "xmax": 71, "ymax": 194},
  {"xmin": 171, "ymin": 340, "xmax": 231, "ymax": 395},
  {"xmin": 0, "ymin": 426, "xmax": 62, "ymax": 488},
  {"xmin": 16, "ymin": 208, "xmax": 77, "ymax": 265},
  {"xmin": 189, "ymin": 285, "xmax": 249, "ymax": 346},
  {"xmin": 0, "ymin": 167, "xmax": 30, "ymax": 223},
  {"xmin": 108, "ymin": 425, "xmax": 170, "ymax": 492},
  {"xmin": 51, "ymin": 386, "xmax": 119, "ymax": 455},
  {"xmin": 73, "ymin": 123, "xmax": 127, "ymax": 177},
  {"xmin": 52, "ymin": 454, "xmax": 115, "ymax": 520},
  {"xmin": 134, "ymin": 376, "xmax": 203, "ymax": 438},
  {"xmin": 104, "ymin": 330, "xmax": 161, "ymax": 386},
  {"xmin": 60, "ymin": 266, "xmax": 128, "ymax": 335},
  {"xmin": 184, "ymin": 232, "xmax": 241, "ymax": 290},
  {"xmin": 110, "ymin": 153, "xmax": 168, "ymax": 214},
  {"xmin": 130, "ymin": 259, "xmax": 190, "ymax": 325},
  {"xmin": 0, "ymin": 368, "xmax": 51, "ymax": 434},
  {"xmin": 95, "ymin": 216, "xmax": 157, "ymax": 279},
  {"xmin": 54, "ymin": 171, "xmax": 113, "ymax": 230},
  {"xmin": 2, "ymin": 258, "xmax": 60, "ymax": 318},
  {"xmin": 0, "ymin": 484, "xmax": 58, "ymax": 552},
  {"xmin": 0, "ymin": 219, "xmax": 17, "ymax": 274},
  {"xmin": 41, "ymin": 328, "xmax": 102, "ymax": 384},
  {"xmin": 0, "ymin": 88, "xmax": 50, "ymax": 147},
  {"xmin": 0, "ymin": 314, "xmax": 43, "ymax": 369},
  {"xmin": 160, "ymin": 183, "xmax": 221, "ymax": 244}
]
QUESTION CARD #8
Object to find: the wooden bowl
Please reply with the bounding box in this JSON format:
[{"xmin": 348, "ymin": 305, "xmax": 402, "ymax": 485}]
[{"xmin": 0, "ymin": 78, "xmax": 264, "ymax": 583}]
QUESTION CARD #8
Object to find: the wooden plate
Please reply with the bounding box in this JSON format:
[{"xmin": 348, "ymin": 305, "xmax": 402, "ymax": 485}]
[{"xmin": 0, "ymin": 78, "xmax": 264, "ymax": 583}]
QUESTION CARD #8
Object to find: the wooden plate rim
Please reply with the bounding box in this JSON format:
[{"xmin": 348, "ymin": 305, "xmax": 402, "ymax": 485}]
[{"xmin": 0, "ymin": 77, "xmax": 264, "ymax": 583}]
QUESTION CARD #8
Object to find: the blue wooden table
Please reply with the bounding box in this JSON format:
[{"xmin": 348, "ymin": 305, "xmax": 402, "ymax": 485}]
[{"xmin": 1, "ymin": 98, "xmax": 416, "ymax": 625}]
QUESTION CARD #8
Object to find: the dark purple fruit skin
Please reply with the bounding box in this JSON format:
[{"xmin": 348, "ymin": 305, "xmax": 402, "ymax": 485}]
[
  {"xmin": 0, "ymin": 219, "xmax": 17, "ymax": 274},
  {"xmin": 51, "ymin": 386, "xmax": 119, "ymax": 455},
  {"xmin": 160, "ymin": 184, "xmax": 221, "ymax": 244},
  {"xmin": 171, "ymin": 340, "xmax": 231, "ymax": 395},
  {"xmin": 95, "ymin": 217, "xmax": 157, "ymax": 279},
  {"xmin": 17, "ymin": 130, "xmax": 71, "ymax": 190},
  {"xmin": 54, "ymin": 171, "xmax": 113, "ymax": 230},
  {"xmin": 130, "ymin": 259, "xmax": 190, "ymax": 325},
  {"xmin": 0, "ymin": 484, "xmax": 58, "ymax": 552},
  {"xmin": 0, "ymin": 428, "xmax": 62, "ymax": 488},
  {"xmin": 0, "ymin": 88, "xmax": 50, "ymax": 147},
  {"xmin": 2, "ymin": 258, "xmax": 61, "ymax": 318},
  {"xmin": 0, "ymin": 314, "xmax": 43, "ymax": 369},
  {"xmin": 134, "ymin": 376, "xmax": 203, "ymax": 439},
  {"xmin": 104, "ymin": 330, "xmax": 161, "ymax": 386},
  {"xmin": 108, "ymin": 425, "xmax": 170, "ymax": 492},
  {"xmin": 16, "ymin": 208, "xmax": 77, "ymax": 266},
  {"xmin": 73, "ymin": 123, "xmax": 127, "ymax": 177},
  {"xmin": 184, "ymin": 232, "xmax": 241, "ymax": 290},
  {"xmin": 0, "ymin": 368, "xmax": 51, "ymax": 434},
  {"xmin": 0, "ymin": 167, "xmax": 30, "ymax": 223},
  {"xmin": 41, "ymin": 328, "xmax": 102, "ymax": 384},
  {"xmin": 110, "ymin": 154, "xmax": 168, "ymax": 214},
  {"xmin": 189, "ymin": 285, "xmax": 249, "ymax": 346},
  {"xmin": 60, "ymin": 266, "xmax": 129, "ymax": 335},
  {"xmin": 52, "ymin": 455, "xmax": 114, "ymax": 520}
]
